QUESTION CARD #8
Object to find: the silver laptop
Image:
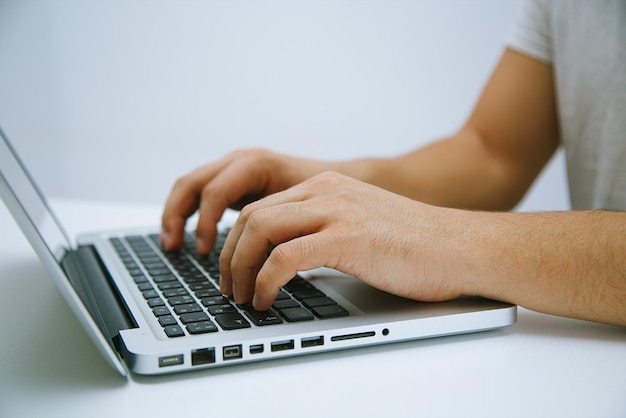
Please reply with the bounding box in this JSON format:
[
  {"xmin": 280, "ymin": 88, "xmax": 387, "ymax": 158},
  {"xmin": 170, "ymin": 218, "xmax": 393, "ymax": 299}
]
[{"xmin": 0, "ymin": 126, "xmax": 516, "ymax": 376}]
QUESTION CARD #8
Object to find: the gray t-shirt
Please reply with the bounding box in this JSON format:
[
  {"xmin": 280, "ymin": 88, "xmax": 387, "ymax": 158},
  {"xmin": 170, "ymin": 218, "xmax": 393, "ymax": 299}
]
[{"xmin": 506, "ymin": 0, "xmax": 626, "ymax": 210}]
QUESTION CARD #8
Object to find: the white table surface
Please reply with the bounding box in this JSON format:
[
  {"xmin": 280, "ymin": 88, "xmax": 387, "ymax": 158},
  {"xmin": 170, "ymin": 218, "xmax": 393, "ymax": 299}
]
[{"xmin": 1, "ymin": 198, "xmax": 625, "ymax": 418}]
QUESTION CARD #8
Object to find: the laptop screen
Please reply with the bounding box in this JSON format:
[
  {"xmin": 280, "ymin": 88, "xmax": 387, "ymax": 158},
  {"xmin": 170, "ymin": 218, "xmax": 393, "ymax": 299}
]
[{"xmin": 0, "ymin": 127, "xmax": 73, "ymax": 262}]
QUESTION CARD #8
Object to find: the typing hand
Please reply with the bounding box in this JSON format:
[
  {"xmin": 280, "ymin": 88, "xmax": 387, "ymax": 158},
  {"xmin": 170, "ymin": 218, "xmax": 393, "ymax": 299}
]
[
  {"xmin": 160, "ymin": 148, "xmax": 331, "ymax": 254},
  {"xmin": 218, "ymin": 171, "xmax": 465, "ymax": 311}
]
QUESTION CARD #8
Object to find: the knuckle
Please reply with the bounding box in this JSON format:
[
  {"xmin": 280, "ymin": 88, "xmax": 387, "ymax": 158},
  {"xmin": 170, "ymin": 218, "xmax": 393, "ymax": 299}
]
[
  {"xmin": 312, "ymin": 170, "xmax": 345, "ymax": 186},
  {"xmin": 267, "ymin": 244, "xmax": 293, "ymax": 269},
  {"xmin": 238, "ymin": 202, "xmax": 256, "ymax": 222},
  {"xmin": 244, "ymin": 208, "xmax": 267, "ymax": 234},
  {"xmin": 172, "ymin": 174, "xmax": 193, "ymax": 191},
  {"xmin": 218, "ymin": 250, "xmax": 230, "ymax": 267},
  {"xmin": 254, "ymin": 271, "xmax": 275, "ymax": 292},
  {"xmin": 268, "ymin": 243, "xmax": 297, "ymax": 270},
  {"xmin": 235, "ymin": 147, "xmax": 271, "ymax": 164},
  {"xmin": 199, "ymin": 181, "xmax": 216, "ymax": 199}
]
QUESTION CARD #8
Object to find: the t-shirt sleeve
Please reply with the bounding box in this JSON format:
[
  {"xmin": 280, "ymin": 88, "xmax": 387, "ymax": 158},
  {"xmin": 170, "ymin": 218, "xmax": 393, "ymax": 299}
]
[{"xmin": 505, "ymin": 0, "xmax": 553, "ymax": 63}]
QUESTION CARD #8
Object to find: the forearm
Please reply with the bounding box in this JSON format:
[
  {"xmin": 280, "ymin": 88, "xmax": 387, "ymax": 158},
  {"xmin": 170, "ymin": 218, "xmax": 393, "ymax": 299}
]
[
  {"xmin": 458, "ymin": 209, "xmax": 626, "ymax": 326},
  {"xmin": 333, "ymin": 127, "xmax": 532, "ymax": 211}
]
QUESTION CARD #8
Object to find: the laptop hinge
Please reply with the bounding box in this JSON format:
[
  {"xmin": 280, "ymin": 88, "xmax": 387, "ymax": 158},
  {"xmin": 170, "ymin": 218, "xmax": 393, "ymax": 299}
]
[{"xmin": 61, "ymin": 245, "xmax": 138, "ymax": 352}]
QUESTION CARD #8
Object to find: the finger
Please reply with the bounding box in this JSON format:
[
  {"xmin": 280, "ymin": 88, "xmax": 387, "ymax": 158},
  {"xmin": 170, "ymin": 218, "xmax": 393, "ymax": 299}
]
[
  {"xmin": 225, "ymin": 201, "xmax": 323, "ymax": 304},
  {"xmin": 218, "ymin": 173, "xmax": 336, "ymax": 296},
  {"xmin": 194, "ymin": 156, "xmax": 273, "ymax": 254},
  {"xmin": 218, "ymin": 182, "xmax": 312, "ymax": 296},
  {"xmin": 161, "ymin": 157, "xmax": 235, "ymax": 251},
  {"xmin": 252, "ymin": 231, "xmax": 339, "ymax": 310},
  {"xmin": 160, "ymin": 179, "xmax": 200, "ymax": 251},
  {"xmin": 218, "ymin": 201, "xmax": 274, "ymax": 298}
]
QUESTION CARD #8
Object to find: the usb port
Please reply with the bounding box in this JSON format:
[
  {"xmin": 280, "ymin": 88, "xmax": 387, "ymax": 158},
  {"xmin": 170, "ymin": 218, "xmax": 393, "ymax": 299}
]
[
  {"xmin": 222, "ymin": 345, "xmax": 242, "ymax": 360},
  {"xmin": 271, "ymin": 340, "xmax": 294, "ymax": 352},
  {"xmin": 249, "ymin": 344, "xmax": 264, "ymax": 354},
  {"xmin": 301, "ymin": 335, "xmax": 324, "ymax": 348}
]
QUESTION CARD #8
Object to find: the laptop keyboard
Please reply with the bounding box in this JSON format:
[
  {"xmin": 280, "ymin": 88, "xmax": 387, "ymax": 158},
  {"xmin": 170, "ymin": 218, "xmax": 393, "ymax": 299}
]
[{"xmin": 110, "ymin": 231, "xmax": 348, "ymax": 338}]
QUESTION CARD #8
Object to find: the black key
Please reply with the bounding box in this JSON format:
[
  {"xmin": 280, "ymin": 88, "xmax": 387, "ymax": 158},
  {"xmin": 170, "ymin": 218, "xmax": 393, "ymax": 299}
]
[
  {"xmin": 205, "ymin": 266, "xmax": 220, "ymax": 276},
  {"xmin": 179, "ymin": 312, "xmax": 210, "ymax": 324},
  {"xmin": 173, "ymin": 303, "xmax": 202, "ymax": 315},
  {"xmin": 142, "ymin": 289, "xmax": 159, "ymax": 299},
  {"xmin": 301, "ymin": 296, "xmax": 337, "ymax": 309},
  {"xmin": 157, "ymin": 281, "xmax": 183, "ymax": 290},
  {"xmin": 278, "ymin": 307, "xmax": 315, "ymax": 322},
  {"xmin": 122, "ymin": 259, "xmax": 138, "ymax": 269},
  {"xmin": 189, "ymin": 282, "xmax": 216, "ymax": 291},
  {"xmin": 138, "ymin": 255, "xmax": 161, "ymax": 264},
  {"xmin": 282, "ymin": 276, "xmax": 314, "ymax": 292},
  {"xmin": 194, "ymin": 288, "xmax": 222, "ymax": 299},
  {"xmin": 312, "ymin": 305, "xmax": 349, "ymax": 319},
  {"xmin": 197, "ymin": 259, "xmax": 217, "ymax": 270},
  {"xmin": 159, "ymin": 315, "xmax": 177, "ymax": 326},
  {"xmin": 153, "ymin": 274, "xmax": 178, "ymax": 283},
  {"xmin": 153, "ymin": 306, "xmax": 171, "ymax": 317},
  {"xmin": 147, "ymin": 267, "xmax": 172, "ymax": 276},
  {"xmin": 275, "ymin": 290, "xmax": 291, "ymax": 300},
  {"xmin": 147, "ymin": 297, "xmax": 165, "ymax": 308},
  {"xmin": 132, "ymin": 274, "xmax": 148, "ymax": 284},
  {"xmin": 127, "ymin": 268, "xmax": 145, "ymax": 277},
  {"xmin": 126, "ymin": 236, "xmax": 146, "ymax": 243},
  {"xmin": 143, "ymin": 261, "xmax": 167, "ymax": 270},
  {"xmin": 214, "ymin": 312, "xmax": 251, "ymax": 330},
  {"xmin": 242, "ymin": 307, "xmax": 283, "ymax": 326},
  {"xmin": 168, "ymin": 295, "xmax": 195, "ymax": 305},
  {"xmin": 162, "ymin": 288, "xmax": 189, "ymax": 298},
  {"xmin": 183, "ymin": 274, "xmax": 209, "ymax": 284},
  {"xmin": 207, "ymin": 304, "xmax": 237, "ymax": 315},
  {"xmin": 175, "ymin": 265, "xmax": 201, "ymax": 275},
  {"xmin": 272, "ymin": 299, "xmax": 300, "ymax": 310},
  {"xmin": 201, "ymin": 295, "xmax": 230, "ymax": 307},
  {"xmin": 137, "ymin": 282, "xmax": 154, "ymax": 291},
  {"xmin": 187, "ymin": 321, "xmax": 218, "ymax": 334},
  {"xmin": 164, "ymin": 325, "xmax": 185, "ymax": 337},
  {"xmin": 136, "ymin": 252, "xmax": 157, "ymax": 261},
  {"xmin": 165, "ymin": 253, "xmax": 184, "ymax": 261},
  {"xmin": 292, "ymin": 289, "xmax": 325, "ymax": 301}
]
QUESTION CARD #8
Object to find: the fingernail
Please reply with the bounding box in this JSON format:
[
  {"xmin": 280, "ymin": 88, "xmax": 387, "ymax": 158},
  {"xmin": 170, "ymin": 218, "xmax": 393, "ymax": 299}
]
[
  {"xmin": 160, "ymin": 232, "xmax": 170, "ymax": 248},
  {"xmin": 196, "ymin": 237, "xmax": 208, "ymax": 254}
]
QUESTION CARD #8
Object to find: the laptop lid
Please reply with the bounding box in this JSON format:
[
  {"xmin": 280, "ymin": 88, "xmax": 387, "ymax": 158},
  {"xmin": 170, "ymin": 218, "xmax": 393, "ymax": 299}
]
[{"xmin": 0, "ymin": 126, "xmax": 128, "ymax": 376}]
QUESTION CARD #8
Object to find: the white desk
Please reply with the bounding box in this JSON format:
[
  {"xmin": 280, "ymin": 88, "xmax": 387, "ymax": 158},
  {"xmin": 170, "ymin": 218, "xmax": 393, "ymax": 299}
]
[{"xmin": 1, "ymin": 198, "xmax": 625, "ymax": 418}]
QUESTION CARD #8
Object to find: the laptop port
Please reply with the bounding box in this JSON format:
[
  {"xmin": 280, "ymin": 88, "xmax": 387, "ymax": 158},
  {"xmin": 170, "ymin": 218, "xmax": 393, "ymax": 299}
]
[
  {"xmin": 301, "ymin": 335, "xmax": 324, "ymax": 348},
  {"xmin": 249, "ymin": 344, "xmax": 264, "ymax": 354},
  {"xmin": 159, "ymin": 354, "xmax": 184, "ymax": 367},
  {"xmin": 191, "ymin": 348, "xmax": 215, "ymax": 366},
  {"xmin": 330, "ymin": 331, "xmax": 376, "ymax": 342},
  {"xmin": 270, "ymin": 339, "xmax": 294, "ymax": 352},
  {"xmin": 222, "ymin": 345, "xmax": 242, "ymax": 360}
]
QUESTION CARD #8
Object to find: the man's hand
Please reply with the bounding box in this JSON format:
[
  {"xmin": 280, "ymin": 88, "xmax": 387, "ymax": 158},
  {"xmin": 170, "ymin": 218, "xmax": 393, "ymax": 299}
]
[
  {"xmin": 160, "ymin": 148, "xmax": 333, "ymax": 254},
  {"xmin": 217, "ymin": 171, "xmax": 626, "ymax": 326},
  {"xmin": 218, "ymin": 171, "xmax": 465, "ymax": 311}
]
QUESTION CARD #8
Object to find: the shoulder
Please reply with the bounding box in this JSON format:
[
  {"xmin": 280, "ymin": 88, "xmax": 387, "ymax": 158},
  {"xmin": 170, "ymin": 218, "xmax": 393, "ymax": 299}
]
[{"xmin": 505, "ymin": 0, "xmax": 553, "ymax": 64}]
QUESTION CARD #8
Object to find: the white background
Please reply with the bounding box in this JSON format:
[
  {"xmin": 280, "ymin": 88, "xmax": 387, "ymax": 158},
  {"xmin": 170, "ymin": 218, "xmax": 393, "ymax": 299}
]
[{"xmin": 0, "ymin": 0, "xmax": 568, "ymax": 211}]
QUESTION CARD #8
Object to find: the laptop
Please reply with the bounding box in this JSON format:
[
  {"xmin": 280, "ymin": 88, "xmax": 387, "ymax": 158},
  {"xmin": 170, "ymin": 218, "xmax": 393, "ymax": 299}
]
[{"xmin": 0, "ymin": 126, "xmax": 516, "ymax": 376}]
